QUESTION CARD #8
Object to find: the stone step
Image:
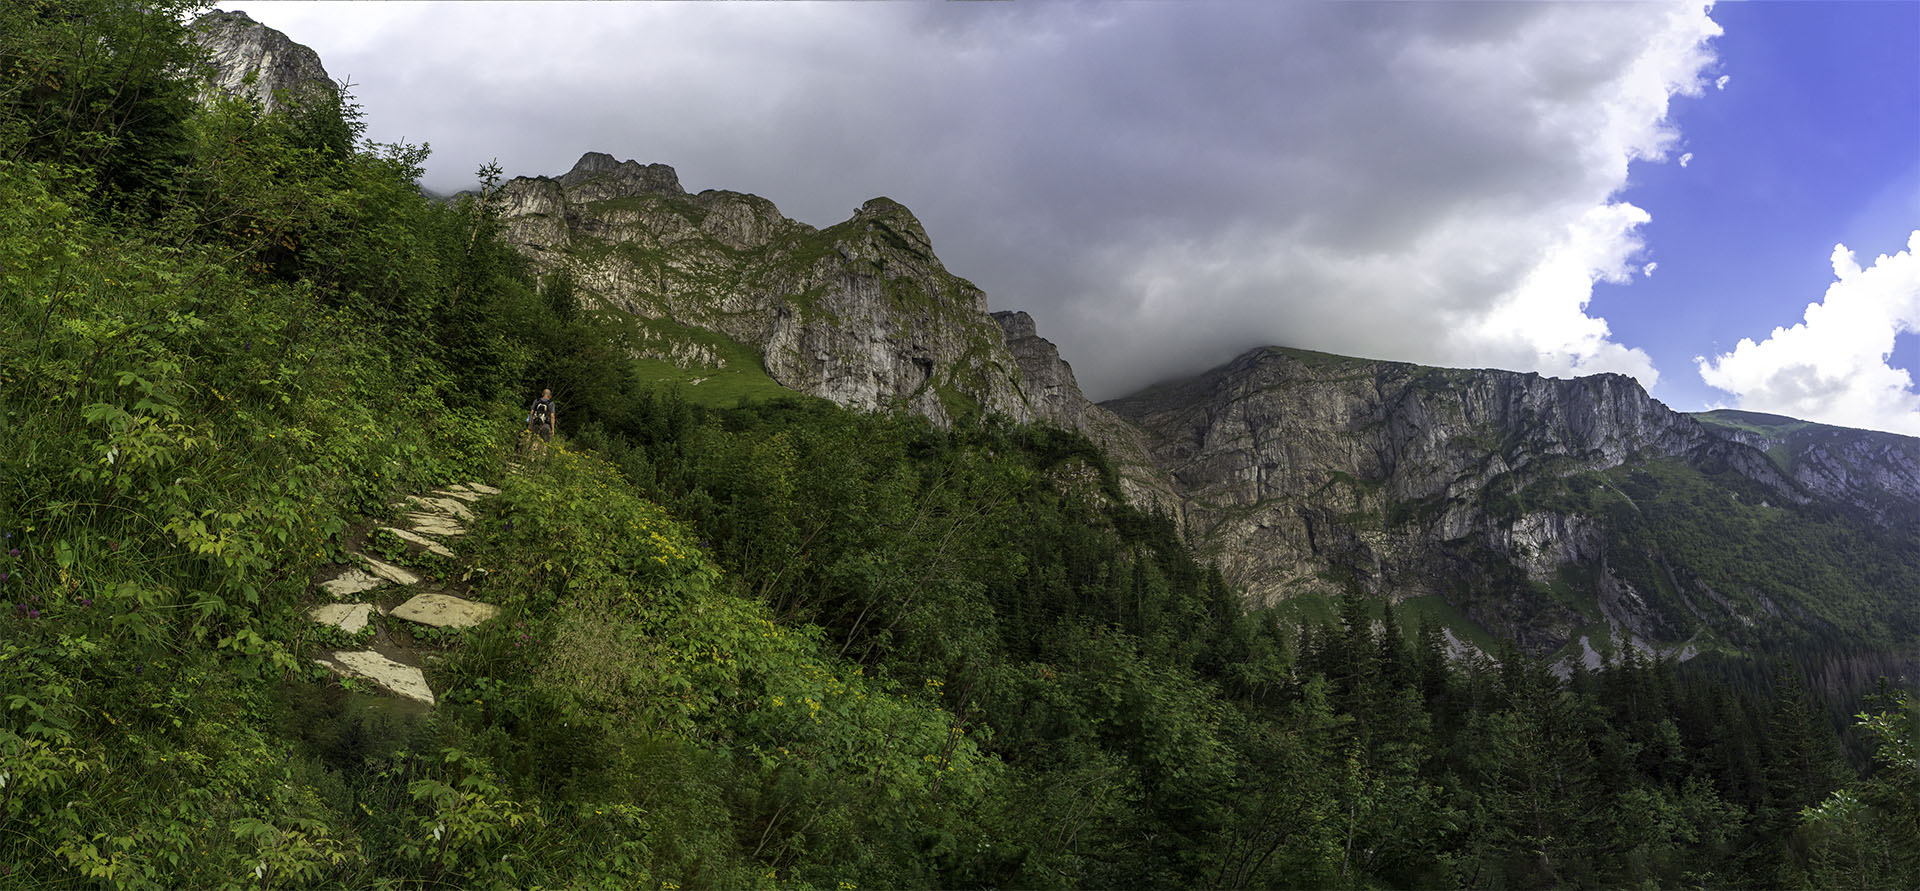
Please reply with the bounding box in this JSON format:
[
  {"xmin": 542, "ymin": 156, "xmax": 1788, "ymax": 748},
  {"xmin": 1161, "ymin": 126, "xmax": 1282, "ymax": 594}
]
[
  {"xmin": 403, "ymin": 512, "xmax": 466, "ymax": 537},
  {"xmin": 391, "ymin": 592, "xmax": 499, "ymax": 629},
  {"xmin": 434, "ymin": 487, "xmax": 485, "ymax": 505},
  {"xmin": 316, "ymin": 650, "xmax": 434, "ymax": 705},
  {"xmin": 321, "ymin": 566, "xmax": 388, "ymax": 598},
  {"xmin": 377, "ymin": 526, "xmax": 456, "ymax": 560},
  {"xmin": 308, "ymin": 602, "xmax": 373, "ymax": 634},
  {"xmin": 356, "ymin": 552, "xmax": 421, "ymax": 587},
  {"xmin": 462, "ymin": 482, "xmax": 501, "ymax": 496},
  {"xmin": 405, "ymin": 495, "xmax": 474, "ymax": 521}
]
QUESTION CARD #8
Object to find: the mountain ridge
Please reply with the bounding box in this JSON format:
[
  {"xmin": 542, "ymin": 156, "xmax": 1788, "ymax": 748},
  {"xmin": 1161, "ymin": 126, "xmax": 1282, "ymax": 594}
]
[
  {"xmin": 1105, "ymin": 344, "xmax": 1920, "ymax": 658},
  {"xmin": 197, "ymin": 12, "xmax": 1917, "ymax": 665},
  {"xmin": 498, "ymin": 145, "xmax": 1920, "ymax": 660}
]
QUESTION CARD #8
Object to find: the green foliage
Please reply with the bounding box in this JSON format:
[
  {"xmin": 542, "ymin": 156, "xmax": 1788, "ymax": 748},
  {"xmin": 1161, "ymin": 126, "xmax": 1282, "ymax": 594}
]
[
  {"xmin": 1496, "ymin": 458, "xmax": 1920, "ymax": 656},
  {"xmin": 1798, "ymin": 690, "xmax": 1920, "ymax": 888},
  {"xmin": 0, "ymin": 0, "xmax": 204, "ymax": 213}
]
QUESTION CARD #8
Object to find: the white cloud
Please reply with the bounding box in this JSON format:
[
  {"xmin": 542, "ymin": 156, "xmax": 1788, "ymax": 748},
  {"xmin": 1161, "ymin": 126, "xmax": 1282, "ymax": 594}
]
[
  {"xmin": 1643, "ymin": 262, "xmax": 1659, "ymax": 276},
  {"xmin": 1697, "ymin": 231, "xmax": 1920, "ymax": 434},
  {"xmin": 1715, "ymin": 74, "xmax": 1730, "ymax": 90},
  {"xmin": 1679, "ymin": 152, "xmax": 1694, "ymax": 167},
  {"xmin": 1065, "ymin": 2, "xmax": 1718, "ymax": 393}
]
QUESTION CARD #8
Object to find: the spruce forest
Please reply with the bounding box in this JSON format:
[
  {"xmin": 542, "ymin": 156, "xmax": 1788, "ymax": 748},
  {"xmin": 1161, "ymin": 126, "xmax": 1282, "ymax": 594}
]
[{"xmin": 1, "ymin": 3, "xmax": 1916, "ymax": 888}]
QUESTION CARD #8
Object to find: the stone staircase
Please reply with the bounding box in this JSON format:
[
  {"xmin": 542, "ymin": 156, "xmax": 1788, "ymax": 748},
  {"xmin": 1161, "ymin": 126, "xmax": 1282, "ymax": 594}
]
[{"xmin": 306, "ymin": 481, "xmax": 503, "ymax": 705}]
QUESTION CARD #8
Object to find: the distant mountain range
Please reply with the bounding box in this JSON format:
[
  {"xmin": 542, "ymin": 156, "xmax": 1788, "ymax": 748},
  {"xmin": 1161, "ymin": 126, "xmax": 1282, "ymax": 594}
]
[{"xmin": 198, "ymin": 11, "xmax": 1920, "ymax": 671}]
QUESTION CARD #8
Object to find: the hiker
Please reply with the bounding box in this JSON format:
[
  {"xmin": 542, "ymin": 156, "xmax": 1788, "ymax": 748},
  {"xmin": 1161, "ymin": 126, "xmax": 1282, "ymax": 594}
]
[{"xmin": 526, "ymin": 388, "xmax": 557, "ymax": 459}]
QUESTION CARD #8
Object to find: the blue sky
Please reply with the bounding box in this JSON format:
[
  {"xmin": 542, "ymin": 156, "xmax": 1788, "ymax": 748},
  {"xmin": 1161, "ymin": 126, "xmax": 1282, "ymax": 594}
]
[
  {"xmin": 1603, "ymin": 0, "xmax": 1920, "ymax": 420},
  {"xmin": 218, "ymin": 1, "xmax": 1920, "ymax": 432}
]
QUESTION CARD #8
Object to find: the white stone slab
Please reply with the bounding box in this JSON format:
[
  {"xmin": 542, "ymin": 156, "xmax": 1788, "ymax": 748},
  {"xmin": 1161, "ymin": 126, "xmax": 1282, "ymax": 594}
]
[
  {"xmin": 308, "ymin": 602, "xmax": 373, "ymax": 635},
  {"xmin": 357, "ymin": 553, "xmax": 421, "ymax": 587},
  {"xmin": 423, "ymin": 497, "xmax": 474, "ymax": 520},
  {"xmin": 321, "ymin": 567, "xmax": 388, "ymax": 598},
  {"xmin": 378, "ymin": 526, "xmax": 456, "ymax": 560},
  {"xmin": 391, "ymin": 592, "xmax": 499, "ymax": 629},
  {"xmin": 462, "ymin": 482, "xmax": 501, "ymax": 496},
  {"xmin": 402, "ymin": 495, "xmax": 472, "ymax": 521},
  {"xmin": 435, "ymin": 488, "xmax": 483, "ymax": 504},
  {"xmin": 317, "ymin": 650, "xmax": 435, "ymax": 704},
  {"xmin": 403, "ymin": 495, "xmax": 471, "ymax": 519},
  {"xmin": 404, "ymin": 513, "xmax": 467, "ymax": 537}
]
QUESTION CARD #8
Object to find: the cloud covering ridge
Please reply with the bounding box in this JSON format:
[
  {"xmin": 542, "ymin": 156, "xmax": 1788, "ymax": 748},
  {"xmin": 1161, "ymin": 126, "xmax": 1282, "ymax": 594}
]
[{"xmin": 220, "ymin": 0, "xmax": 1725, "ymax": 399}]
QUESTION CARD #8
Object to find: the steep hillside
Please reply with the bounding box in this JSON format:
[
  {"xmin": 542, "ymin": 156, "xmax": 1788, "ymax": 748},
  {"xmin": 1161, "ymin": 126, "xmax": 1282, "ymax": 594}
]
[
  {"xmin": 1105, "ymin": 347, "xmax": 1920, "ymax": 660},
  {"xmin": 6, "ymin": 7, "xmax": 1916, "ymax": 888}
]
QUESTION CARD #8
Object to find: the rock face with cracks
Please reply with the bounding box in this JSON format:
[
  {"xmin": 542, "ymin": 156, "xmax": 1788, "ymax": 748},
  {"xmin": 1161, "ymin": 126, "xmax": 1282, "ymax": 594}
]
[
  {"xmin": 1102, "ymin": 347, "xmax": 1834, "ymax": 654},
  {"xmin": 495, "ymin": 154, "xmax": 1033, "ymax": 428},
  {"xmin": 191, "ymin": 10, "xmax": 337, "ymax": 113}
]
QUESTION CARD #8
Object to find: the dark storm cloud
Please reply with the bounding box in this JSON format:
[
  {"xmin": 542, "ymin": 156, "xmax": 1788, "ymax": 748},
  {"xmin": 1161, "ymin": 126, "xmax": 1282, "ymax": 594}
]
[{"xmin": 219, "ymin": 1, "xmax": 1719, "ymax": 399}]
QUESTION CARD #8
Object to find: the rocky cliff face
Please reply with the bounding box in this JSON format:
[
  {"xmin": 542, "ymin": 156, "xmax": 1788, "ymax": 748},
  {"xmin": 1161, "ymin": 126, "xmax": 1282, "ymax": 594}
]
[
  {"xmin": 496, "ymin": 153, "xmax": 1036, "ymax": 427},
  {"xmin": 993, "ymin": 311, "xmax": 1183, "ymax": 518},
  {"xmin": 191, "ymin": 10, "xmax": 337, "ymax": 112},
  {"xmin": 1102, "ymin": 347, "xmax": 1817, "ymax": 654}
]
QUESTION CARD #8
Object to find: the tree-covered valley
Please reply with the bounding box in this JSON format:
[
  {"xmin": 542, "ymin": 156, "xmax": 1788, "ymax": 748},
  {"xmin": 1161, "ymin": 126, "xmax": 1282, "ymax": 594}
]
[{"xmin": 2, "ymin": 3, "xmax": 1917, "ymax": 888}]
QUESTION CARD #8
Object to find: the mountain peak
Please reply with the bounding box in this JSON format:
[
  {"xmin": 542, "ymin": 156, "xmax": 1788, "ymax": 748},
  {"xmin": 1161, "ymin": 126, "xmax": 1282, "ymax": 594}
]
[
  {"xmin": 192, "ymin": 8, "xmax": 337, "ymax": 113},
  {"xmin": 556, "ymin": 153, "xmax": 685, "ymax": 196},
  {"xmin": 853, "ymin": 196, "xmax": 933, "ymax": 254}
]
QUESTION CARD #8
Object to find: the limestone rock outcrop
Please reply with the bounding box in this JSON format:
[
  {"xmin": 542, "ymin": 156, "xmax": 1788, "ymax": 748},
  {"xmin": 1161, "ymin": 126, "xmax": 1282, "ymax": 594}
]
[
  {"xmin": 191, "ymin": 10, "xmax": 337, "ymax": 112},
  {"xmin": 496, "ymin": 154, "xmax": 1038, "ymax": 428},
  {"xmin": 1102, "ymin": 347, "xmax": 1811, "ymax": 652},
  {"xmin": 993, "ymin": 311, "xmax": 1183, "ymax": 519}
]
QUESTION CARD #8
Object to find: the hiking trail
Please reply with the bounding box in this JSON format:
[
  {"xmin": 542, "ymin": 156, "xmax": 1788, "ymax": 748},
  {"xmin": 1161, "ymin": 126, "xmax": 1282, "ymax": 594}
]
[{"xmin": 304, "ymin": 480, "xmax": 505, "ymax": 705}]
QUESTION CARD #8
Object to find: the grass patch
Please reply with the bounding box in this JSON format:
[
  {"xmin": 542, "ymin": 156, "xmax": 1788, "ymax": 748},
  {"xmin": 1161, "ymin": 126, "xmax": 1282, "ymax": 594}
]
[
  {"xmin": 1399, "ymin": 594, "xmax": 1504, "ymax": 654},
  {"xmin": 1263, "ymin": 590, "xmax": 1341, "ymax": 628},
  {"xmin": 1692, "ymin": 409, "xmax": 1817, "ymax": 438},
  {"xmin": 603, "ymin": 313, "xmax": 799, "ymax": 408}
]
